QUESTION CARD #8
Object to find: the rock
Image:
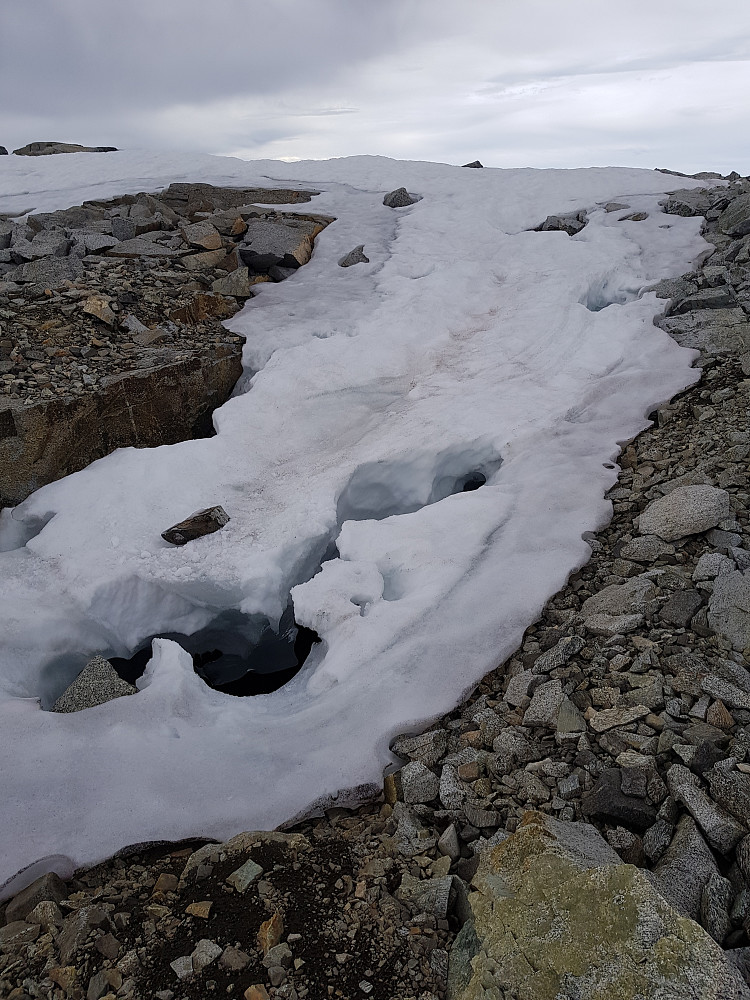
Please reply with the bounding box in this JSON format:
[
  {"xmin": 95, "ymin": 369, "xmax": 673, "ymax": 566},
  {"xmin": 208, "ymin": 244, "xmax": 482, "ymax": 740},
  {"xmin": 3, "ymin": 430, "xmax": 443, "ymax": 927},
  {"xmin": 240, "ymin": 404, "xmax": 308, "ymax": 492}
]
[
  {"xmin": 226, "ymin": 858, "xmax": 263, "ymax": 892},
  {"xmin": 583, "ymin": 612, "xmax": 644, "ymax": 636},
  {"xmin": 161, "ymin": 505, "xmax": 230, "ymax": 545},
  {"xmin": 191, "ymin": 938, "xmax": 223, "ymax": 974},
  {"xmin": 383, "ymin": 187, "xmax": 418, "ymax": 208},
  {"xmin": 708, "ymin": 571, "xmax": 750, "ymax": 652},
  {"xmin": 169, "ymin": 955, "xmax": 193, "ymax": 980},
  {"xmin": 702, "ymin": 674, "xmax": 750, "ymax": 711},
  {"xmin": 211, "ymin": 266, "xmax": 261, "ymax": 297},
  {"xmin": 87, "ymin": 968, "xmax": 122, "ymax": 1000},
  {"xmin": 4, "ymin": 871, "xmax": 68, "ymax": 923},
  {"xmin": 504, "ymin": 668, "xmax": 537, "ymax": 706},
  {"xmin": 581, "ymin": 576, "xmax": 656, "ymax": 617},
  {"xmin": 0, "ymin": 920, "xmax": 40, "ymax": 951},
  {"xmin": 181, "ymin": 248, "xmax": 228, "ymax": 271},
  {"xmin": 638, "ymin": 485, "xmax": 732, "ymax": 541},
  {"xmin": 338, "ymin": 245, "xmax": 370, "ymax": 267},
  {"xmin": 667, "ymin": 764, "xmax": 746, "ymax": 853},
  {"xmin": 588, "ymin": 704, "xmax": 650, "ymax": 733},
  {"xmin": 82, "ymin": 294, "xmax": 117, "ymax": 327},
  {"xmin": 437, "ymin": 823, "xmax": 461, "ymax": 860},
  {"xmin": 643, "ymin": 818, "xmax": 675, "ymax": 863},
  {"xmin": 179, "ymin": 830, "xmax": 308, "ymax": 886},
  {"xmin": 262, "ymin": 942, "xmax": 292, "ymax": 969},
  {"xmin": 662, "ymin": 188, "xmax": 716, "ymax": 217},
  {"xmin": 180, "ymin": 221, "xmax": 223, "ymax": 251},
  {"xmin": 52, "ymin": 656, "xmax": 137, "ymax": 713},
  {"xmin": 219, "ymin": 945, "xmax": 250, "ymax": 971},
  {"xmin": 238, "ymin": 220, "xmax": 312, "ymax": 272},
  {"xmin": 461, "ymin": 160, "xmax": 483, "ymax": 168},
  {"xmin": 448, "ymin": 811, "xmax": 749, "ymax": 1000},
  {"xmin": 257, "ymin": 912, "xmax": 284, "ymax": 954},
  {"xmin": 719, "ymin": 194, "xmax": 750, "ymax": 236},
  {"xmin": 701, "ymin": 871, "xmax": 734, "ymax": 945},
  {"xmin": 532, "ymin": 634, "xmax": 584, "ymax": 673},
  {"xmin": 660, "ymin": 589, "xmax": 704, "ymax": 627},
  {"xmin": 522, "ymin": 678, "xmax": 564, "ymax": 727},
  {"xmin": 14, "ymin": 255, "xmax": 83, "ymax": 287},
  {"xmin": 244, "ymin": 987, "xmax": 270, "ymax": 1000},
  {"xmin": 12, "ymin": 142, "xmax": 118, "ymax": 156},
  {"xmin": 0, "ymin": 146, "xmax": 7, "ymax": 155},
  {"xmin": 536, "ymin": 211, "xmax": 588, "ymax": 235},
  {"xmin": 400, "ymin": 760, "xmax": 439, "ymax": 803},
  {"xmin": 708, "ymin": 762, "xmax": 750, "ymax": 827},
  {"xmin": 670, "ymin": 287, "xmax": 738, "ymax": 313},
  {"xmin": 57, "ymin": 906, "xmax": 109, "ymax": 964},
  {"xmin": 391, "ymin": 729, "xmax": 448, "ymax": 767},
  {"xmin": 26, "ymin": 899, "xmax": 63, "ymax": 930},
  {"xmin": 659, "ymin": 307, "xmax": 750, "ymax": 354},
  {"xmin": 581, "ymin": 768, "xmax": 657, "ymax": 831},
  {"xmin": 107, "ymin": 237, "xmax": 178, "ymax": 258},
  {"xmin": 185, "ymin": 900, "xmax": 212, "ymax": 918},
  {"xmin": 555, "ymin": 697, "xmax": 587, "ymax": 742}
]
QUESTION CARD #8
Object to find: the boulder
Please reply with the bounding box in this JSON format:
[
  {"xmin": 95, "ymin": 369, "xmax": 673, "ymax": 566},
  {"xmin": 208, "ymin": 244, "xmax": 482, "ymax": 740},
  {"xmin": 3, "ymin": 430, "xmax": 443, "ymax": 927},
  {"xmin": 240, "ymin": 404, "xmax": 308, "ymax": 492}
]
[
  {"xmin": 669, "ymin": 286, "xmax": 738, "ymax": 314},
  {"xmin": 535, "ymin": 210, "xmax": 588, "ymax": 235},
  {"xmin": 581, "ymin": 767, "xmax": 657, "ymax": 831},
  {"xmin": 0, "ymin": 146, "xmax": 7, "ymax": 155},
  {"xmin": 211, "ymin": 267, "xmax": 265, "ymax": 298},
  {"xmin": 4, "ymin": 872, "xmax": 68, "ymax": 924},
  {"xmin": 237, "ymin": 220, "xmax": 312, "ymax": 272},
  {"xmin": 667, "ymin": 764, "xmax": 746, "ymax": 853},
  {"xmin": 180, "ymin": 221, "xmax": 223, "ymax": 251},
  {"xmin": 161, "ymin": 506, "xmax": 230, "ymax": 545},
  {"xmin": 719, "ymin": 194, "xmax": 750, "ymax": 236},
  {"xmin": 383, "ymin": 187, "xmax": 418, "ymax": 208},
  {"xmin": 651, "ymin": 815, "xmax": 719, "ymax": 919},
  {"xmin": 638, "ymin": 484, "xmax": 732, "ymax": 541},
  {"xmin": 338, "ymin": 245, "xmax": 370, "ymax": 267},
  {"xmin": 659, "ymin": 307, "xmax": 750, "ymax": 354},
  {"xmin": 461, "ymin": 160, "xmax": 483, "ymax": 168},
  {"xmin": 52, "ymin": 656, "xmax": 137, "ymax": 713},
  {"xmin": 12, "ymin": 142, "xmax": 118, "ymax": 156},
  {"xmin": 447, "ymin": 811, "xmax": 750, "ymax": 1000},
  {"xmin": 13, "ymin": 255, "xmax": 84, "ymax": 288},
  {"xmin": 581, "ymin": 576, "xmax": 656, "ymax": 617},
  {"xmin": 106, "ymin": 237, "xmax": 178, "ymax": 259},
  {"xmin": 708, "ymin": 571, "xmax": 750, "ymax": 652}
]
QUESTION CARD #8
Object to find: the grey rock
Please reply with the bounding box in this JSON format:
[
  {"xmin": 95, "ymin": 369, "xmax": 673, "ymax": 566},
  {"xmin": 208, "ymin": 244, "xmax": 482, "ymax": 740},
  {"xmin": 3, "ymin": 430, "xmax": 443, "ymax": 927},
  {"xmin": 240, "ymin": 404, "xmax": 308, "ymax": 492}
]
[
  {"xmin": 26, "ymin": 899, "xmax": 63, "ymax": 930},
  {"xmin": 670, "ymin": 286, "xmax": 737, "ymax": 314},
  {"xmin": 70, "ymin": 230, "xmax": 120, "ymax": 254},
  {"xmin": 111, "ymin": 217, "xmax": 136, "ymax": 241},
  {"xmin": 190, "ymin": 938, "xmax": 223, "ymax": 973},
  {"xmin": 532, "ymin": 634, "xmax": 584, "ymax": 673},
  {"xmin": 638, "ymin": 484, "xmax": 731, "ymax": 541},
  {"xmin": 161, "ymin": 505, "xmax": 230, "ymax": 545},
  {"xmin": 338, "ymin": 245, "xmax": 370, "ymax": 267},
  {"xmin": 390, "ymin": 729, "xmax": 448, "ymax": 767},
  {"xmin": 461, "ymin": 160, "xmax": 483, "ymax": 168},
  {"xmin": 169, "ymin": 955, "xmax": 193, "ymax": 980},
  {"xmin": 659, "ymin": 307, "xmax": 750, "ymax": 354},
  {"xmin": 708, "ymin": 762, "xmax": 750, "ymax": 827},
  {"xmin": 14, "ymin": 254, "xmax": 83, "ymax": 287},
  {"xmin": 437, "ymin": 823, "xmax": 461, "ymax": 860},
  {"xmin": 439, "ymin": 764, "xmax": 467, "ymax": 810},
  {"xmin": 643, "ymin": 819, "xmax": 674, "ymax": 863},
  {"xmin": 652, "ymin": 815, "xmax": 719, "ymax": 919},
  {"xmin": 537, "ymin": 211, "xmax": 587, "ymax": 235},
  {"xmin": 702, "ymin": 674, "xmax": 750, "ymax": 711},
  {"xmin": 732, "ymin": 548, "xmax": 750, "ymax": 573},
  {"xmin": 225, "ymin": 858, "xmax": 263, "ymax": 892},
  {"xmin": 620, "ymin": 534, "xmax": 675, "ymax": 562},
  {"xmin": 701, "ymin": 871, "xmax": 734, "ymax": 945},
  {"xmin": 583, "ymin": 612, "xmax": 644, "ymax": 636},
  {"xmin": 383, "ymin": 187, "xmax": 418, "ymax": 208},
  {"xmin": 709, "ymin": 571, "xmax": 750, "ymax": 652},
  {"xmin": 4, "ymin": 871, "xmax": 68, "ymax": 923},
  {"xmin": 660, "ymin": 589, "xmax": 704, "ymax": 627},
  {"xmin": 211, "ymin": 266, "xmax": 257, "ymax": 298},
  {"xmin": 263, "ymin": 942, "xmax": 292, "ymax": 969},
  {"xmin": 238, "ymin": 220, "xmax": 312, "ymax": 271},
  {"xmin": 107, "ymin": 237, "xmax": 178, "ymax": 258},
  {"xmin": 737, "ymin": 835, "xmax": 750, "ymax": 881},
  {"xmin": 180, "ymin": 221, "xmax": 222, "ymax": 251},
  {"xmin": 695, "ymin": 552, "xmax": 735, "ymax": 581},
  {"xmin": 392, "ymin": 802, "xmax": 437, "ymax": 856},
  {"xmin": 13, "ymin": 141, "xmax": 118, "ymax": 156},
  {"xmin": 0, "ymin": 146, "xmax": 6, "ymax": 155},
  {"xmin": 0, "ymin": 920, "xmax": 40, "ymax": 951},
  {"xmin": 397, "ymin": 873, "xmax": 454, "ymax": 918},
  {"xmin": 663, "ymin": 188, "xmax": 716, "ymax": 217},
  {"xmin": 581, "ymin": 576, "xmax": 656, "ymax": 617},
  {"xmin": 667, "ymin": 764, "xmax": 746, "ymax": 853},
  {"xmin": 52, "ymin": 656, "xmax": 137, "ymax": 713},
  {"xmin": 719, "ymin": 193, "xmax": 750, "ymax": 236},
  {"xmin": 218, "ymin": 945, "xmax": 250, "ymax": 971},
  {"xmin": 503, "ymin": 668, "xmax": 537, "ymax": 706},
  {"xmin": 581, "ymin": 768, "xmax": 657, "ymax": 831},
  {"xmin": 555, "ymin": 698, "xmax": 587, "ymax": 742},
  {"xmin": 400, "ymin": 760, "xmax": 439, "ymax": 803},
  {"xmin": 523, "ymin": 678, "xmax": 564, "ymax": 727}
]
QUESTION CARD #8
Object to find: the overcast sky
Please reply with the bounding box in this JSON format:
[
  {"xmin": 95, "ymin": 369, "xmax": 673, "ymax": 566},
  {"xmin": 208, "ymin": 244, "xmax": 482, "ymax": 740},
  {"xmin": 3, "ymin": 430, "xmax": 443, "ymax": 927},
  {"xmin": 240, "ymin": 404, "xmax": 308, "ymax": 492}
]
[{"xmin": 2, "ymin": 0, "xmax": 749, "ymax": 173}]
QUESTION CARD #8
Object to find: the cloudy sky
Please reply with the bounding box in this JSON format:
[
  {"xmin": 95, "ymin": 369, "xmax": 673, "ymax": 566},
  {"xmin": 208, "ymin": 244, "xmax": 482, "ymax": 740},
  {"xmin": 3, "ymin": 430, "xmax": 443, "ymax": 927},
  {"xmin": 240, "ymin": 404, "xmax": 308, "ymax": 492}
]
[{"xmin": 2, "ymin": 0, "xmax": 749, "ymax": 173}]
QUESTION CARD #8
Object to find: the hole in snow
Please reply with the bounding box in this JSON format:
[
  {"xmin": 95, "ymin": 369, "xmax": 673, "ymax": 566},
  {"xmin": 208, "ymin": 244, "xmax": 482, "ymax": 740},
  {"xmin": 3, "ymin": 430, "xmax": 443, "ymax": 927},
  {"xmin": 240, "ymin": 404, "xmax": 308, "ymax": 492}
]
[
  {"xmin": 107, "ymin": 605, "xmax": 321, "ymax": 698},
  {"xmin": 336, "ymin": 446, "xmax": 501, "ymax": 524},
  {"xmin": 581, "ymin": 276, "xmax": 640, "ymax": 312},
  {"xmin": 0, "ymin": 508, "xmax": 55, "ymax": 552}
]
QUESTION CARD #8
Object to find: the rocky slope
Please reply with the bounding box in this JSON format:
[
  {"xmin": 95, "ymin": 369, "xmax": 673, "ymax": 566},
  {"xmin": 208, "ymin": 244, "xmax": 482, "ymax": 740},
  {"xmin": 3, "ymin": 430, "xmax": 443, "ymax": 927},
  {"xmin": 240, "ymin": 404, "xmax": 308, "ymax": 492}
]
[{"xmin": 1, "ymin": 173, "xmax": 750, "ymax": 1000}]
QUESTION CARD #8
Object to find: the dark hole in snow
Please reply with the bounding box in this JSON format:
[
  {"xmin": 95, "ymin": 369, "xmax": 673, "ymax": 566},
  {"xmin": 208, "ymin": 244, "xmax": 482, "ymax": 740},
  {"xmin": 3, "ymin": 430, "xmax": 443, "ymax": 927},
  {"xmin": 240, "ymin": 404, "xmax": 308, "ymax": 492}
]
[
  {"xmin": 581, "ymin": 276, "xmax": 640, "ymax": 312},
  {"xmin": 109, "ymin": 604, "xmax": 321, "ymax": 697},
  {"xmin": 461, "ymin": 473, "xmax": 486, "ymax": 491}
]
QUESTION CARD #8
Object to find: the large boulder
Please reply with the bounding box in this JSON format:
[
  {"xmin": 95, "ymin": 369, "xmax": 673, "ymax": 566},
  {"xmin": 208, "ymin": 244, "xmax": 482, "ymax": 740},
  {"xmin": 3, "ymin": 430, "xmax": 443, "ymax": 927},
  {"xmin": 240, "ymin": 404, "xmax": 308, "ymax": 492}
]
[
  {"xmin": 447, "ymin": 811, "xmax": 750, "ymax": 1000},
  {"xmin": 659, "ymin": 307, "xmax": 750, "ymax": 355},
  {"xmin": 237, "ymin": 220, "xmax": 312, "ymax": 272},
  {"xmin": 709, "ymin": 570, "xmax": 750, "ymax": 652},
  {"xmin": 638, "ymin": 485, "xmax": 732, "ymax": 541},
  {"xmin": 719, "ymin": 193, "xmax": 750, "ymax": 236}
]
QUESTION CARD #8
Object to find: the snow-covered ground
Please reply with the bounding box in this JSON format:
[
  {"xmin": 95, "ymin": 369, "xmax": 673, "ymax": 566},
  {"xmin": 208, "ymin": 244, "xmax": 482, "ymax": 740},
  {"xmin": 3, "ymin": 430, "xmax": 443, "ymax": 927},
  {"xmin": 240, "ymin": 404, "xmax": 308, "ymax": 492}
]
[{"xmin": 0, "ymin": 151, "xmax": 712, "ymax": 893}]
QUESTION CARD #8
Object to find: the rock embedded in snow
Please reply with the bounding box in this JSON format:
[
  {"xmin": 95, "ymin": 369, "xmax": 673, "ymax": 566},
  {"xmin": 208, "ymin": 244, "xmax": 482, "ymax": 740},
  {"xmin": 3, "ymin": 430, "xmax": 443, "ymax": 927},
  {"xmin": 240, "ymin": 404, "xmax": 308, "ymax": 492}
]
[
  {"xmin": 12, "ymin": 141, "xmax": 118, "ymax": 156},
  {"xmin": 461, "ymin": 160, "xmax": 483, "ymax": 168},
  {"xmin": 238, "ymin": 220, "xmax": 312, "ymax": 272},
  {"xmin": 161, "ymin": 505, "xmax": 230, "ymax": 545},
  {"xmin": 382, "ymin": 187, "xmax": 418, "ymax": 208},
  {"xmin": 338, "ymin": 244, "xmax": 370, "ymax": 267},
  {"xmin": 638, "ymin": 484, "xmax": 732, "ymax": 541},
  {"xmin": 535, "ymin": 210, "xmax": 588, "ymax": 235},
  {"xmin": 52, "ymin": 656, "xmax": 137, "ymax": 713}
]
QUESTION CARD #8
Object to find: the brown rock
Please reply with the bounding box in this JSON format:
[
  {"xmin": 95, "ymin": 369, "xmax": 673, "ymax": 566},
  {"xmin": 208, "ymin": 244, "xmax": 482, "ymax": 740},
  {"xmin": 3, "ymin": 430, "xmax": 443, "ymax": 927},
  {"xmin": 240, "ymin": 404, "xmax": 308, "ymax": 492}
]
[
  {"xmin": 161, "ymin": 506, "xmax": 230, "ymax": 545},
  {"xmin": 244, "ymin": 987, "xmax": 270, "ymax": 1000},
  {"xmin": 152, "ymin": 872, "xmax": 179, "ymax": 895},
  {"xmin": 707, "ymin": 700, "xmax": 734, "ymax": 729},
  {"xmin": 181, "ymin": 248, "xmax": 227, "ymax": 271},
  {"xmin": 169, "ymin": 293, "xmax": 237, "ymax": 324},
  {"xmin": 180, "ymin": 221, "xmax": 223, "ymax": 251},
  {"xmin": 257, "ymin": 911, "xmax": 283, "ymax": 954},
  {"xmin": 4, "ymin": 871, "xmax": 68, "ymax": 923},
  {"xmin": 49, "ymin": 967, "xmax": 78, "ymax": 991},
  {"xmin": 82, "ymin": 294, "xmax": 117, "ymax": 327},
  {"xmin": 185, "ymin": 900, "xmax": 213, "ymax": 919}
]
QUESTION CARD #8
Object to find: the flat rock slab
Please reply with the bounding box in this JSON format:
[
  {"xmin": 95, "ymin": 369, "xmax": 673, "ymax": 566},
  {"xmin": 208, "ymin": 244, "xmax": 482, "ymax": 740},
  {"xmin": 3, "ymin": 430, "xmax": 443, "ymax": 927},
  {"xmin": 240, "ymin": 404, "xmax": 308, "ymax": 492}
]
[{"xmin": 107, "ymin": 238, "xmax": 179, "ymax": 258}]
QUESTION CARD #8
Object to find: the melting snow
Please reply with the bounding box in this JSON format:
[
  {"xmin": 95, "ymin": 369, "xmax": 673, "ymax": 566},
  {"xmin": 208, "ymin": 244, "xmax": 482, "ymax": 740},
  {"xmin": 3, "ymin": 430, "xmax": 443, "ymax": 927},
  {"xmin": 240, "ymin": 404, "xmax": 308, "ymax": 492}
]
[{"xmin": 0, "ymin": 151, "xmax": 712, "ymax": 893}]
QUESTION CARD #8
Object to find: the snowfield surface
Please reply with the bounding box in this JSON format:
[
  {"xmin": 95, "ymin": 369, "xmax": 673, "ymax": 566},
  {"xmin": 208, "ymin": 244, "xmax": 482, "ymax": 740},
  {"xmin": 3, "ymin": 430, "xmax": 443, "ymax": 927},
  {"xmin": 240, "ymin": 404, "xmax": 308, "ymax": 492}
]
[{"xmin": 0, "ymin": 151, "xmax": 712, "ymax": 893}]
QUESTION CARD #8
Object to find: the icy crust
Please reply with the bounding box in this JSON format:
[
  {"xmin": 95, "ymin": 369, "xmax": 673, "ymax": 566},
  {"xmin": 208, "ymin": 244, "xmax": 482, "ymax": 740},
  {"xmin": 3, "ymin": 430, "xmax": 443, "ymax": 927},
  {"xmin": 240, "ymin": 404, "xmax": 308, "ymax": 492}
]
[{"xmin": 0, "ymin": 153, "xmax": 714, "ymax": 888}]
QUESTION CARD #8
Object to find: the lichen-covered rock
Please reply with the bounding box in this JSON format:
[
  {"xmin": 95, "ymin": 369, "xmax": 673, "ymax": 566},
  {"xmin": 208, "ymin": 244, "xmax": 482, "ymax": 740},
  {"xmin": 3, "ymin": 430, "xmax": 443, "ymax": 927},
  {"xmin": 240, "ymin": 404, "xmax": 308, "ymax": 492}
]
[{"xmin": 447, "ymin": 811, "xmax": 750, "ymax": 1000}]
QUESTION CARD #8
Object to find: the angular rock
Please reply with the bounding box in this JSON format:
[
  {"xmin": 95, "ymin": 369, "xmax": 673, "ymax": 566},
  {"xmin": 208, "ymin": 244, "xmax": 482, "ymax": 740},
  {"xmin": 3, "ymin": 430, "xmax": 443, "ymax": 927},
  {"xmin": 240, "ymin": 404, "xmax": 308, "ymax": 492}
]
[
  {"xmin": 536, "ymin": 211, "xmax": 587, "ymax": 235},
  {"xmin": 702, "ymin": 674, "xmax": 750, "ymax": 711},
  {"xmin": 448, "ymin": 811, "xmax": 749, "ymax": 1000},
  {"xmin": 14, "ymin": 255, "xmax": 83, "ymax": 287},
  {"xmin": 708, "ymin": 762, "xmax": 750, "ymax": 827},
  {"xmin": 226, "ymin": 858, "xmax": 263, "ymax": 892},
  {"xmin": 82, "ymin": 294, "xmax": 117, "ymax": 327},
  {"xmin": 57, "ymin": 906, "xmax": 109, "ymax": 964},
  {"xmin": 4, "ymin": 871, "xmax": 68, "ymax": 923},
  {"xmin": 462, "ymin": 160, "xmax": 484, "ymax": 168},
  {"xmin": 523, "ymin": 678, "xmax": 564, "ymax": 728},
  {"xmin": 0, "ymin": 920, "xmax": 40, "ymax": 951},
  {"xmin": 709, "ymin": 571, "xmax": 750, "ymax": 652},
  {"xmin": 719, "ymin": 193, "xmax": 750, "ymax": 236},
  {"xmin": 532, "ymin": 634, "xmax": 584, "ymax": 674},
  {"xmin": 667, "ymin": 764, "xmax": 746, "ymax": 853},
  {"xmin": 581, "ymin": 768, "xmax": 656, "ymax": 831},
  {"xmin": 400, "ymin": 760, "xmax": 439, "ymax": 803},
  {"xmin": 653, "ymin": 815, "xmax": 719, "ymax": 920},
  {"xmin": 391, "ymin": 729, "xmax": 448, "ymax": 767},
  {"xmin": 219, "ymin": 945, "xmax": 250, "ymax": 971},
  {"xmin": 181, "ymin": 248, "xmax": 227, "ymax": 271},
  {"xmin": 107, "ymin": 237, "xmax": 178, "ymax": 258},
  {"xmin": 588, "ymin": 704, "xmax": 650, "ymax": 733},
  {"xmin": 659, "ymin": 307, "xmax": 750, "ymax": 355},
  {"xmin": 12, "ymin": 141, "xmax": 118, "ymax": 156},
  {"xmin": 161, "ymin": 505, "xmax": 230, "ymax": 545},
  {"xmin": 191, "ymin": 938, "xmax": 223, "ymax": 974},
  {"xmin": 383, "ymin": 187, "xmax": 418, "ymax": 208},
  {"xmin": 638, "ymin": 485, "xmax": 732, "ymax": 541},
  {"xmin": 180, "ymin": 221, "xmax": 223, "ymax": 251},
  {"xmin": 670, "ymin": 286, "xmax": 738, "ymax": 314},
  {"xmin": 660, "ymin": 589, "xmax": 704, "ymax": 627},
  {"xmin": 583, "ymin": 612, "xmax": 644, "ymax": 636},
  {"xmin": 238, "ymin": 220, "xmax": 312, "ymax": 272},
  {"xmin": 581, "ymin": 576, "xmax": 656, "ymax": 617},
  {"xmin": 211, "ymin": 266, "xmax": 261, "ymax": 298},
  {"xmin": 338, "ymin": 244, "xmax": 370, "ymax": 267},
  {"xmin": 701, "ymin": 871, "xmax": 734, "ymax": 945},
  {"xmin": 52, "ymin": 656, "xmax": 137, "ymax": 713},
  {"xmin": 504, "ymin": 668, "xmax": 537, "ymax": 706}
]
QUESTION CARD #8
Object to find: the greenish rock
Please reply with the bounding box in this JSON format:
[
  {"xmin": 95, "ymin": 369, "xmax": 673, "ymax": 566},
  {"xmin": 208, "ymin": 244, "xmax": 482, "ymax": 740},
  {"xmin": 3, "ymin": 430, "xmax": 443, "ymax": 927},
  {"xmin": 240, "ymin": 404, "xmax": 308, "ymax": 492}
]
[
  {"xmin": 447, "ymin": 811, "xmax": 750, "ymax": 999},
  {"xmin": 226, "ymin": 858, "xmax": 263, "ymax": 892}
]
